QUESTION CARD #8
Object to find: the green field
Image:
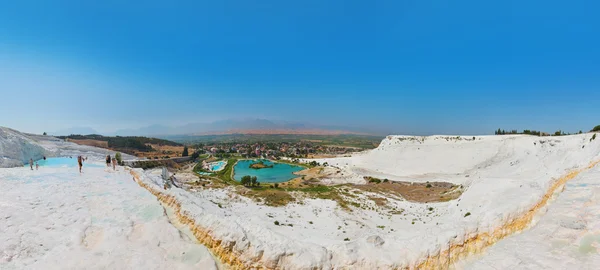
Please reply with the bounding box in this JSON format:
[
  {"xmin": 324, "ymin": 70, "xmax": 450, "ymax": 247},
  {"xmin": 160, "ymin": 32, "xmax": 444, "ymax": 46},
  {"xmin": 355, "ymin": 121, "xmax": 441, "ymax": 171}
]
[{"xmin": 163, "ymin": 134, "xmax": 383, "ymax": 149}]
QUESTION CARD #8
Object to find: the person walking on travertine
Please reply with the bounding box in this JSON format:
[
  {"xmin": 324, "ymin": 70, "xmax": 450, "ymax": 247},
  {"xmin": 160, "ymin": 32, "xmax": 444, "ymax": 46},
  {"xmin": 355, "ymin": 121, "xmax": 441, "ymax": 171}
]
[
  {"xmin": 29, "ymin": 158, "xmax": 33, "ymax": 170},
  {"xmin": 77, "ymin": 155, "xmax": 83, "ymax": 173},
  {"xmin": 112, "ymin": 156, "xmax": 117, "ymax": 171}
]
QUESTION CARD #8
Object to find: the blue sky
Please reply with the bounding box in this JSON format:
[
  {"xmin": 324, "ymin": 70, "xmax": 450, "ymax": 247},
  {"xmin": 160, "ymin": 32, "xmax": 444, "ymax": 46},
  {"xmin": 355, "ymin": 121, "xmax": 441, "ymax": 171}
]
[{"xmin": 1, "ymin": 0, "xmax": 599, "ymax": 135}]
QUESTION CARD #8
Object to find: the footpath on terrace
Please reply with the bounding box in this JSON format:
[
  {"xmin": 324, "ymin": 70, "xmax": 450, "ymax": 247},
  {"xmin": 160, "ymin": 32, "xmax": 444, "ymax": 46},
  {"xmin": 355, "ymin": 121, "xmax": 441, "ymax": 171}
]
[{"xmin": 0, "ymin": 163, "xmax": 217, "ymax": 269}]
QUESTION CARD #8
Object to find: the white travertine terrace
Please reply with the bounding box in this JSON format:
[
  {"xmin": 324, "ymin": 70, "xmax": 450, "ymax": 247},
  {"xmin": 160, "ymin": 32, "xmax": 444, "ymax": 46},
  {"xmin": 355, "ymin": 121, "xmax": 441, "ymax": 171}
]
[{"xmin": 2, "ymin": 126, "xmax": 599, "ymax": 269}]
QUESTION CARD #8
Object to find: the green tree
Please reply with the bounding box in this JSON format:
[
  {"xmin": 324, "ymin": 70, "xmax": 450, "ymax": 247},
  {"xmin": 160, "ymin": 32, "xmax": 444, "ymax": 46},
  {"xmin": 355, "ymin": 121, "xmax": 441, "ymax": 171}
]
[
  {"xmin": 43, "ymin": 132, "xmax": 47, "ymax": 136},
  {"xmin": 251, "ymin": 176, "xmax": 258, "ymax": 186},
  {"xmin": 592, "ymin": 125, "xmax": 600, "ymax": 132},
  {"xmin": 182, "ymin": 146, "xmax": 189, "ymax": 157},
  {"xmin": 115, "ymin": 152, "xmax": 122, "ymax": 165},
  {"xmin": 241, "ymin": 175, "xmax": 252, "ymax": 186}
]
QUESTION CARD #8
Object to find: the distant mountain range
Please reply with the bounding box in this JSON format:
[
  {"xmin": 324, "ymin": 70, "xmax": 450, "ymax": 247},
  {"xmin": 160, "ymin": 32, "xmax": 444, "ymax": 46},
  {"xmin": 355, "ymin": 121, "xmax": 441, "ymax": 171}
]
[
  {"xmin": 53, "ymin": 119, "xmax": 386, "ymax": 136},
  {"xmin": 52, "ymin": 127, "xmax": 99, "ymax": 136}
]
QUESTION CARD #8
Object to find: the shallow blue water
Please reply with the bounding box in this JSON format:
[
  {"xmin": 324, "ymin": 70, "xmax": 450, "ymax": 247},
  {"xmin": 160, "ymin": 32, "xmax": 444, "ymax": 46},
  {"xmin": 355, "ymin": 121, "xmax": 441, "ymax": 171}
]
[
  {"xmin": 209, "ymin": 161, "xmax": 226, "ymax": 171},
  {"xmin": 24, "ymin": 157, "xmax": 103, "ymax": 168},
  {"xmin": 233, "ymin": 159, "xmax": 304, "ymax": 183}
]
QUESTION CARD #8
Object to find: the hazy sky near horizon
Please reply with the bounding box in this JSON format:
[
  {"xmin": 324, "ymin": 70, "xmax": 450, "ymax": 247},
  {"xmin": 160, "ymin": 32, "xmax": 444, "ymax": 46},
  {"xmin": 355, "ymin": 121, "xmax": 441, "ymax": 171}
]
[{"xmin": 1, "ymin": 0, "xmax": 599, "ymax": 135}]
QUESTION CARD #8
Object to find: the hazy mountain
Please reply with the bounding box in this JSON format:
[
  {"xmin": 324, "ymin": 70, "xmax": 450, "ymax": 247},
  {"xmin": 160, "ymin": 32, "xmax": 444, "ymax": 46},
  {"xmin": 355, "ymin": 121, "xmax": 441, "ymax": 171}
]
[
  {"xmin": 52, "ymin": 127, "xmax": 99, "ymax": 136},
  {"xmin": 112, "ymin": 124, "xmax": 171, "ymax": 136},
  {"xmin": 100, "ymin": 119, "xmax": 387, "ymax": 136}
]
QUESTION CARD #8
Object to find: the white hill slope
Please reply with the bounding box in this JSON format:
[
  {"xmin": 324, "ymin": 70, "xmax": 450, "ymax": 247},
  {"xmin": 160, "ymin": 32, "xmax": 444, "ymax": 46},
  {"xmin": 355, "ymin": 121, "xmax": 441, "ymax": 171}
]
[
  {"xmin": 133, "ymin": 134, "xmax": 600, "ymax": 269},
  {"xmin": 0, "ymin": 126, "xmax": 136, "ymax": 168},
  {"xmin": 460, "ymin": 163, "xmax": 600, "ymax": 269},
  {"xmin": 0, "ymin": 127, "xmax": 217, "ymax": 269},
  {"xmin": 2, "ymin": 127, "xmax": 599, "ymax": 269},
  {"xmin": 0, "ymin": 127, "xmax": 49, "ymax": 167}
]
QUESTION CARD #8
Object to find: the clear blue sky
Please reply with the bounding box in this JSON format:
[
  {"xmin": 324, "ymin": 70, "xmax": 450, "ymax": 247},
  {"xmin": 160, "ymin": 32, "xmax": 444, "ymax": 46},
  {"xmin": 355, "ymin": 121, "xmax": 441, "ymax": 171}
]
[{"xmin": 1, "ymin": 0, "xmax": 599, "ymax": 135}]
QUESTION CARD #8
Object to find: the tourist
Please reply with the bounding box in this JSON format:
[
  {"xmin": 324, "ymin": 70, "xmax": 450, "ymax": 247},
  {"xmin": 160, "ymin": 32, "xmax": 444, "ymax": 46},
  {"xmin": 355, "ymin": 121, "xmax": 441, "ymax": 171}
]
[
  {"xmin": 36, "ymin": 162, "xmax": 39, "ymax": 170},
  {"xmin": 106, "ymin": 155, "xmax": 111, "ymax": 167},
  {"xmin": 43, "ymin": 156, "xmax": 46, "ymax": 160},
  {"xmin": 77, "ymin": 155, "xmax": 83, "ymax": 173},
  {"xmin": 29, "ymin": 158, "xmax": 33, "ymax": 170},
  {"xmin": 112, "ymin": 156, "xmax": 117, "ymax": 170}
]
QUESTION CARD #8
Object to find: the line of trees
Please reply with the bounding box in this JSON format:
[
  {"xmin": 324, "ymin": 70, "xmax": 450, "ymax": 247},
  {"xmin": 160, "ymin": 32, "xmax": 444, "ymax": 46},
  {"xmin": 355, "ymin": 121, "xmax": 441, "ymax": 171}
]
[
  {"xmin": 240, "ymin": 175, "xmax": 259, "ymax": 187},
  {"xmin": 494, "ymin": 129, "xmax": 542, "ymax": 136},
  {"xmin": 494, "ymin": 128, "xmax": 594, "ymax": 137}
]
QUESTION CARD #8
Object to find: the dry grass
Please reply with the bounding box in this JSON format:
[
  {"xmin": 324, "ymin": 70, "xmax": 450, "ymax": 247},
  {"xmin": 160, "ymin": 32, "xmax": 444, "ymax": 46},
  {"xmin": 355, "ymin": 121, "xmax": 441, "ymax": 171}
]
[
  {"xmin": 245, "ymin": 188, "xmax": 296, "ymax": 206},
  {"xmin": 66, "ymin": 139, "xmax": 194, "ymax": 159},
  {"xmin": 135, "ymin": 144, "xmax": 195, "ymax": 159},
  {"xmin": 356, "ymin": 181, "xmax": 462, "ymax": 203},
  {"xmin": 67, "ymin": 139, "xmax": 108, "ymax": 148}
]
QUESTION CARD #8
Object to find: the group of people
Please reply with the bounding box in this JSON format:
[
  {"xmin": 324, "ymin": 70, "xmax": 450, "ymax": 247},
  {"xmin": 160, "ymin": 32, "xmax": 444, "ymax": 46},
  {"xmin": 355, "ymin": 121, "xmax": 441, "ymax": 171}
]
[
  {"xmin": 28, "ymin": 156, "xmax": 47, "ymax": 171},
  {"xmin": 28, "ymin": 154, "xmax": 118, "ymax": 174},
  {"xmin": 106, "ymin": 155, "xmax": 117, "ymax": 171}
]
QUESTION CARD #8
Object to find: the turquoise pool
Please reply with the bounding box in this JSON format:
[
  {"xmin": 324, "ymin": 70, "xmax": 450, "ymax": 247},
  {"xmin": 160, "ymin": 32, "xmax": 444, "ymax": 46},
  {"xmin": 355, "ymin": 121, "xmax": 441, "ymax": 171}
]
[
  {"xmin": 233, "ymin": 159, "xmax": 304, "ymax": 183},
  {"xmin": 208, "ymin": 161, "xmax": 226, "ymax": 172},
  {"xmin": 24, "ymin": 157, "xmax": 103, "ymax": 168}
]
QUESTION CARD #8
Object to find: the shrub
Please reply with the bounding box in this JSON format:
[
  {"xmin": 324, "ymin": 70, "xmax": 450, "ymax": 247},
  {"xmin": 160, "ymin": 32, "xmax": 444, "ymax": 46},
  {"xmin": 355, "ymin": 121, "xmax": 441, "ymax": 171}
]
[
  {"xmin": 591, "ymin": 133, "xmax": 597, "ymax": 142},
  {"xmin": 274, "ymin": 183, "xmax": 279, "ymax": 188},
  {"xmin": 115, "ymin": 152, "xmax": 122, "ymax": 165},
  {"xmin": 464, "ymin": 212, "xmax": 471, "ymax": 217},
  {"xmin": 343, "ymin": 238, "xmax": 350, "ymax": 241},
  {"xmin": 366, "ymin": 177, "xmax": 382, "ymax": 184},
  {"xmin": 43, "ymin": 132, "xmax": 47, "ymax": 135},
  {"xmin": 182, "ymin": 146, "xmax": 189, "ymax": 157},
  {"xmin": 274, "ymin": 221, "xmax": 280, "ymax": 225},
  {"xmin": 426, "ymin": 184, "xmax": 432, "ymax": 188},
  {"xmin": 592, "ymin": 125, "xmax": 600, "ymax": 132}
]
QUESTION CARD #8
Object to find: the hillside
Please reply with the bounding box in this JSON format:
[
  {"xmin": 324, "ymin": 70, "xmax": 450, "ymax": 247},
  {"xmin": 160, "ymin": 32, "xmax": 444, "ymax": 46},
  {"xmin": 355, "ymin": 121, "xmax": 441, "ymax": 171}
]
[
  {"xmin": 0, "ymin": 127, "xmax": 49, "ymax": 167},
  {"xmin": 111, "ymin": 119, "xmax": 384, "ymax": 136},
  {"xmin": 57, "ymin": 134, "xmax": 182, "ymax": 155}
]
